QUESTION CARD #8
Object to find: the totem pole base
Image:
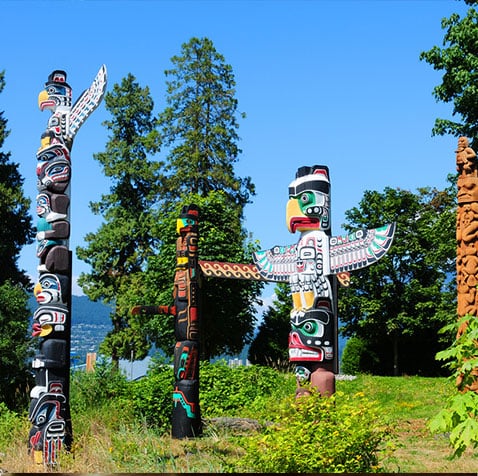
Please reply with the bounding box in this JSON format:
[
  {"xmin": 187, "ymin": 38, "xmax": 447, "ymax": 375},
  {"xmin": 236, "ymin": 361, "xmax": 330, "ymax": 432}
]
[{"xmin": 310, "ymin": 367, "xmax": 336, "ymax": 397}]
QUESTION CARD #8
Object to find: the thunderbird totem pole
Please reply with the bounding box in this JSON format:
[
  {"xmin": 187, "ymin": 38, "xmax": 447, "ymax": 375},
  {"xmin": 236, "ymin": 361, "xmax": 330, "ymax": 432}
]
[
  {"xmin": 252, "ymin": 165, "xmax": 395, "ymax": 395},
  {"xmin": 29, "ymin": 66, "xmax": 107, "ymax": 465},
  {"xmin": 455, "ymin": 137, "xmax": 478, "ymax": 393}
]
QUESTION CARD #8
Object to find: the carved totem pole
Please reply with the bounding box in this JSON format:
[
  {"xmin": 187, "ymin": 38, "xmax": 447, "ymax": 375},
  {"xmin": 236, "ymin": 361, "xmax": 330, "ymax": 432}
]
[
  {"xmin": 29, "ymin": 66, "xmax": 107, "ymax": 465},
  {"xmin": 252, "ymin": 165, "xmax": 395, "ymax": 395},
  {"xmin": 132, "ymin": 205, "xmax": 202, "ymax": 438},
  {"xmin": 455, "ymin": 136, "xmax": 478, "ymax": 392}
]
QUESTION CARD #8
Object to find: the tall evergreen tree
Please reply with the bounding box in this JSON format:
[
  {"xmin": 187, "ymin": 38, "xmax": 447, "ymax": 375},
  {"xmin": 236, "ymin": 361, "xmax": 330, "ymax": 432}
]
[
  {"xmin": 159, "ymin": 37, "xmax": 254, "ymax": 209},
  {"xmin": 248, "ymin": 282, "xmax": 291, "ymax": 367},
  {"xmin": 0, "ymin": 70, "xmax": 34, "ymax": 409},
  {"xmin": 146, "ymin": 37, "xmax": 261, "ymax": 359},
  {"xmin": 338, "ymin": 184, "xmax": 456, "ymax": 376},
  {"xmin": 77, "ymin": 74, "xmax": 161, "ymax": 367},
  {"xmin": 0, "ymin": 71, "xmax": 34, "ymax": 287}
]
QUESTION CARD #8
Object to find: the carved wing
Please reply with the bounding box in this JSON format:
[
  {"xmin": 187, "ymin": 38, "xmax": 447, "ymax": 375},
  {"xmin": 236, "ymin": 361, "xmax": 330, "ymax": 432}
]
[
  {"xmin": 252, "ymin": 244, "xmax": 297, "ymax": 282},
  {"xmin": 329, "ymin": 223, "xmax": 396, "ymax": 274},
  {"xmin": 66, "ymin": 64, "xmax": 107, "ymax": 141}
]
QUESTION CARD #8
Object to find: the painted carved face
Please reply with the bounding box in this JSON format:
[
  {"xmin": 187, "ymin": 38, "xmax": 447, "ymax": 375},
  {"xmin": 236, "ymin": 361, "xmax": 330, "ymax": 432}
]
[
  {"xmin": 36, "ymin": 192, "xmax": 69, "ymax": 222},
  {"xmin": 286, "ymin": 166, "xmax": 330, "ymax": 233},
  {"xmin": 34, "ymin": 273, "xmax": 68, "ymax": 305},
  {"xmin": 176, "ymin": 205, "xmax": 199, "ymax": 234},
  {"xmin": 37, "ymin": 141, "xmax": 70, "ymax": 163},
  {"xmin": 288, "ymin": 307, "xmax": 334, "ymax": 362},
  {"xmin": 36, "ymin": 159, "xmax": 71, "ymax": 193},
  {"xmin": 38, "ymin": 70, "xmax": 72, "ymax": 111},
  {"xmin": 32, "ymin": 305, "xmax": 67, "ymax": 337}
]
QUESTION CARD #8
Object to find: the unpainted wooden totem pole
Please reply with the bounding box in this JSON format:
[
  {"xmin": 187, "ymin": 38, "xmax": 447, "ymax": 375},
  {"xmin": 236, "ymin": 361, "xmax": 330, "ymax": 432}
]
[
  {"xmin": 455, "ymin": 136, "xmax": 478, "ymax": 392},
  {"xmin": 29, "ymin": 66, "xmax": 106, "ymax": 465}
]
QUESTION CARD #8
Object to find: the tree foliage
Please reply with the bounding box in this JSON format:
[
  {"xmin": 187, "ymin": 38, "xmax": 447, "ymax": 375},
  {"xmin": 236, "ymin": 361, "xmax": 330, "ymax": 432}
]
[
  {"xmin": 77, "ymin": 74, "xmax": 161, "ymax": 365},
  {"xmin": 0, "ymin": 71, "xmax": 34, "ymax": 287},
  {"xmin": 248, "ymin": 282, "xmax": 291, "ymax": 367},
  {"xmin": 0, "ymin": 71, "xmax": 34, "ymax": 409},
  {"xmin": 420, "ymin": 4, "xmax": 478, "ymax": 148},
  {"xmin": 141, "ymin": 191, "xmax": 263, "ymax": 360},
  {"xmin": 138, "ymin": 37, "xmax": 262, "ymax": 360},
  {"xmin": 338, "ymin": 184, "xmax": 456, "ymax": 376},
  {"xmin": 159, "ymin": 37, "xmax": 254, "ymax": 209}
]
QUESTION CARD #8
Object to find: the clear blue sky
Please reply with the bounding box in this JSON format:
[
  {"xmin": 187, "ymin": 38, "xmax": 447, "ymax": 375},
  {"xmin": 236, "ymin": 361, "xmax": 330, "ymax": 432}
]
[{"xmin": 1, "ymin": 0, "xmax": 469, "ymax": 298}]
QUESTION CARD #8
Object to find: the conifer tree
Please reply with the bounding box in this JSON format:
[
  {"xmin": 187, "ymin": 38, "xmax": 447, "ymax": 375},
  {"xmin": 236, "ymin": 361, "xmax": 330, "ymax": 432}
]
[
  {"xmin": 0, "ymin": 70, "xmax": 34, "ymax": 408},
  {"xmin": 77, "ymin": 74, "xmax": 161, "ymax": 366}
]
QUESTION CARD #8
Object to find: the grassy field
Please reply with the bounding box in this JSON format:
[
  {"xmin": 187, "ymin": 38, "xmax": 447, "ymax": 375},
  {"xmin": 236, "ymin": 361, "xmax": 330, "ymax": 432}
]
[{"xmin": 1, "ymin": 374, "xmax": 477, "ymax": 472}]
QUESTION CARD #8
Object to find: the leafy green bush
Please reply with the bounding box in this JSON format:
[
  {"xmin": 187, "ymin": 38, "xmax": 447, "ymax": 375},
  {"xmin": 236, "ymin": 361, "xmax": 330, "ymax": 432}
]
[
  {"xmin": 429, "ymin": 315, "xmax": 478, "ymax": 457},
  {"xmin": 199, "ymin": 361, "xmax": 295, "ymax": 418},
  {"xmin": 130, "ymin": 364, "xmax": 174, "ymax": 433},
  {"xmin": 240, "ymin": 390, "xmax": 391, "ymax": 473},
  {"xmin": 340, "ymin": 336, "xmax": 379, "ymax": 375},
  {"xmin": 0, "ymin": 402, "xmax": 21, "ymax": 448},
  {"xmin": 70, "ymin": 358, "xmax": 130, "ymax": 413}
]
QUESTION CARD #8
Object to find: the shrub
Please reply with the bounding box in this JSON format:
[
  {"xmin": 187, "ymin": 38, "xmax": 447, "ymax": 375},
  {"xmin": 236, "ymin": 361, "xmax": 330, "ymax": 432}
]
[
  {"xmin": 340, "ymin": 336, "xmax": 379, "ymax": 375},
  {"xmin": 70, "ymin": 358, "xmax": 129, "ymax": 413},
  {"xmin": 199, "ymin": 361, "xmax": 295, "ymax": 418},
  {"xmin": 241, "ymin": 389, "xmax": 391, "ymax": 473},
  {"xmin": 130, "ymin": 364, "xmax": 174, "ymax": 433},
  {"xmin": 429, "ymin": 315, "xmax": 478, "ymax": 457},
  {"xmin": 0, "ymin": 402, "xmax": 21, "ymax": 448}
]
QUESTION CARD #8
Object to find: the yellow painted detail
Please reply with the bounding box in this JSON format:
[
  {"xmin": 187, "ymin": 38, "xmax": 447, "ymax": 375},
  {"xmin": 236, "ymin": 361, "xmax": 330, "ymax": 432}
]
[{"xmin": 38, "ymin": 89, "xmax": 48, "ymax": 109}]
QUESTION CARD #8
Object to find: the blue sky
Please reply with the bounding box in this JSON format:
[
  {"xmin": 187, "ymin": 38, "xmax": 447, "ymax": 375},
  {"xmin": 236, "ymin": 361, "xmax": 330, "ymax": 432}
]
[{"xmin": 1, "ymin": 0, "xmax": 469, "ymax": 299}]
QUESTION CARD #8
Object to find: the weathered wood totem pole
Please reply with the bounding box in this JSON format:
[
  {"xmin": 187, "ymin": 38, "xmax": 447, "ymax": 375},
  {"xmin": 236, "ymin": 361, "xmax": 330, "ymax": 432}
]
[
  {"xmin": 29, "ymin": 66, "xmax": 106, "ymax": 465},
  {"xmin": 455, "ymin": 136, "xmax": 478, "ymax": 392},
  {"xmin": 252, "ymin": 165, "xmax": 395, "ymax": 396}
]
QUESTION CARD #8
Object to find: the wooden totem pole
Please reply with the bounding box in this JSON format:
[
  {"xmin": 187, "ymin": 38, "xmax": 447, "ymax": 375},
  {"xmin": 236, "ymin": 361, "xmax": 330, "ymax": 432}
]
[
  {"xmin": 29, "ymin": 66, "xmax": 106, "ymax": 465},
  {"xmin": 252, "ymin": 165, "xmax": 395, "ymax": 396},
  {"xmin": 455, "ymin": 136, "xmax": 478, "ymax": 392},
  {"xmin": 133, "ymin": 205, "xmax": 202, "ymax": 438}
]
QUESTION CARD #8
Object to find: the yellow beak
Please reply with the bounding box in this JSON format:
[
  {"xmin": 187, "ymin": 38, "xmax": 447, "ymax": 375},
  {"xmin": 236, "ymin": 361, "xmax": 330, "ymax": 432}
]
[
  {"xmin": 286, "ymin": 198, "xmax": 302, "ymax": 233},
  {"xmin": 38, "ymin": 90, "xmax": 49, "ymax": 110}
]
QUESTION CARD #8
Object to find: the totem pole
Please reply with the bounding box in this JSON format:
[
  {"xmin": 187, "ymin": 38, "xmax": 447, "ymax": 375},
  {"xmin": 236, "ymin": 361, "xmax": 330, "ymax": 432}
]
[
  {"xmin": 132, "ymin": 205, "xmax": 202, "ymax": 438},
  {"xmin": 252, "ymin": 165, "xmax": 395, "ymax": 396},
  {"xmin": 455, "ymin": 136, "xmax": 478, "ymax": 392},
  {"xmin": 29, "ymin": 66, "xmax": 107, "ymax": 465}
]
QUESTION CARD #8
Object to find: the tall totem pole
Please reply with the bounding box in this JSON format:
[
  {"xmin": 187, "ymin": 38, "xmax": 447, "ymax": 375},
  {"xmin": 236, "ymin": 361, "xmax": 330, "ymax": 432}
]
[
  {"xmin": 252, "ymin": 165, "xmax": 395, "ymax": 395},
  {"xmin": 29, "ymin": 66, "xmax": 107, "ymax": 465},
  {"xmin": 132, "ymin": 205, "xmax": 202, "ymax": 438},
  {"xmin": 455, "ymin": 136, "xmax": 478, "ymax": 392}
]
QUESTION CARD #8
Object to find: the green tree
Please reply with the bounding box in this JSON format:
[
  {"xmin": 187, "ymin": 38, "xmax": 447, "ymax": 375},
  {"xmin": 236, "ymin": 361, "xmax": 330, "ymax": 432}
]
[
  {"xmin": 0, "ymin": 70, "xmax": 34, "ymax": 409},
  {"xmin": 248, "ymin": 282, "xmax": 291, "ymax": 367},
  {"xmin": 77, "ymin": 74, "xmax": 161, "ymax": 367},
  {"xmin": 141, "ymin": 37, "xmax": 262, "ymax": 360},
  {"xmin": 142, "ymin": 191, "xmax": 263, "ymax": 360},
  {"xmin": 0, "ymin": 71, "xmax": 34, "ymax": 287},
  {"xmin": 159, "ymin": 37, "xmax": 254, "ymax": 208},
  {"xmin": 420, "ymin": 2, "xmax": 478, "ymax": 148},
  {"xmin": 338, "ymin": 184, "xmax": 456, "ymax": 376}
]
